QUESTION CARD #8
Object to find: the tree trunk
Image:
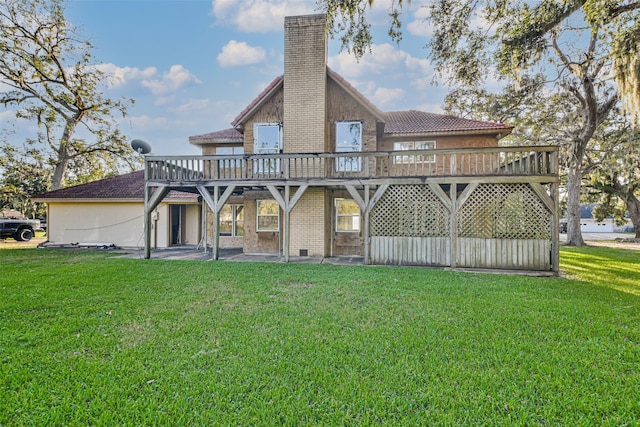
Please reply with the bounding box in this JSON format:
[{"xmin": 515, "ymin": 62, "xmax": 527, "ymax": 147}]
[
  {"xmin": 565, "ymin": 160, "xmax": 586, "ymax": 246},
  {"xmin": 50, "ymin": 120, "xmax": 76, "ymax": 190},
  {"xmin": 51, "ymin": 154, "xmax": 69, "ymax": 190},
  {"xmin": 624, "ymin": 192, "xmax": 640, "ymax": 239}
]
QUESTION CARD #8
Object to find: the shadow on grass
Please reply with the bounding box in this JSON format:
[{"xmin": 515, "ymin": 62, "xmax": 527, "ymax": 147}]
[{"xmin": 560, "ymin": 246, "xmax": 640, "ymax": 295}]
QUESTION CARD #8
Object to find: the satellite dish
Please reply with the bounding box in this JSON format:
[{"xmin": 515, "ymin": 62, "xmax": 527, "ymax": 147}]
[{"xmin": 131, "ymin": 139, "xmax": 152, "ymax": 155}]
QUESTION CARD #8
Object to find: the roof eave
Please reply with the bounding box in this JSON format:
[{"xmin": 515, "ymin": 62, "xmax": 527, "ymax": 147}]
[
  {"xmin": 189, "ymin": 137, "xmax": 243, "ymax": 147},
  {"xmin": 33, "ymin": 196, "xmax": 198, "ymax": 203},
  {"xmin": 231, "ymin": 77, "xmax": 284, "ymax": 130},
  {"xmin": 383, "ymin": 127, "xmax": 513, "ymax": 139},
  {"xmin": 32, "ymin": 198, "xmax": 143, "ymax": 203},
  {"xmin": 327, "ymin": 68, "xmax": 386, "ymax": 122}
]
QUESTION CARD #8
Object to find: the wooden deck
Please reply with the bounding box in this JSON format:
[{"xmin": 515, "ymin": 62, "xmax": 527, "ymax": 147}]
[
  {"xmin": 143, "ymin": 146, "xmax": 560, "ymax": 274},
  {"xmin": 145, "ymin": 145, "xmax": 558, "ymax": 186}
]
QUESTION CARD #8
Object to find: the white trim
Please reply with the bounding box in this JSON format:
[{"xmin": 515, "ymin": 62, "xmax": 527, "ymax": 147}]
[{"xmin": 335, "ymin": 198, "xmax": 361, "ymax": 233}]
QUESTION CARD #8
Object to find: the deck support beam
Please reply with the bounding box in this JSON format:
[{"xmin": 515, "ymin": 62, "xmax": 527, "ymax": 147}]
[
  {"xmin": 197, "ymin": 185, "xmax": 236, "ymax": 260},
  {"xmin": 530, "ymin": 182, "xmax": 560, "ymax": 273},
  {"xmin": 144, "ymin": 185, "xmax": 170, "ymax": 259},
  {"xmin": 345, "ymin": 184, "xmax": 388, "ymax": 264},
  {"xmin": 267, "ymin": 184, "xmax": 308, "ymax": 262}
]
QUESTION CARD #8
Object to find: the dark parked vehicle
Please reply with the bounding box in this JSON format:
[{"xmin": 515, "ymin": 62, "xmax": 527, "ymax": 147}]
[
  {"xmin": 559, "ymin": 221, "xmax": 567, "ymax": 233},
  {"xmin": 0, "ymin": 215, "xmax": 40, "ymax": 241}
]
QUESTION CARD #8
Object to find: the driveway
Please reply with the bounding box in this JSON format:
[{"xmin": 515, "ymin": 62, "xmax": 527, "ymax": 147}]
[{"xmin": 559, "ymin": 232, "xmax": 633, "ymax": 242}]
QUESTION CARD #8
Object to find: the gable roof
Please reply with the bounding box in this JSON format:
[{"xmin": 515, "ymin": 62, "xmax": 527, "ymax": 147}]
[
  {"xmin": 231, "ymin": 75, "xmax": 284, "ymax": 129},
  {"xmin": 384, "ymin": 110, "xmax": 513, "ymax": 136},
  {"xmin": 196, "ymin": 71, "xmax": 512, "ymax": 142},
  {"xmin": 327, "ymin": 67, "xmax": 385, "ymax": 122},
  {"xmin": 33, "ymin": 171, "xmax": 198, "ymax": 202},
  {"xmin": 230, "ymin": 68, "xmax": 388, "ymax": 129}
]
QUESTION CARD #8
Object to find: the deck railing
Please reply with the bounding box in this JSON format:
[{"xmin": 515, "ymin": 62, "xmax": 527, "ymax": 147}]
[{"xmin": 145, "ymin": 145, "xmax": 558, "ymax": 183}]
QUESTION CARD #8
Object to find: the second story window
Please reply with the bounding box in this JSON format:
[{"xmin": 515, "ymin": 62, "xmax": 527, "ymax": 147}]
[
  {"xmin": 254, "ymin": 123, "xmax": 282, "ymax": 174},
  {"xmin": 216, "ymin": 146, "xmax": 244, "ymax": 155},
  {"xmin": 394, "ymin": 141, "xmax": 436, "ymax": 164},
  {"xmin": 216, "ymin": 146, "xmax": 244, "ymax": 170},
  {"xmin": 335, "ymin": 121, "xmax": 362, "ymax": 172}
]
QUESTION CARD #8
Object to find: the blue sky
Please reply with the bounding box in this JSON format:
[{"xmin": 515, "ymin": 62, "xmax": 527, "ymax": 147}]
[{"xmin": 3, "ymin": 0, "xmax": 465, "ymax": 156}]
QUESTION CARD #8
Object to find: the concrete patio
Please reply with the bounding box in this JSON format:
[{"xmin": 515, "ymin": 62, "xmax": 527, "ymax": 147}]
[{"xmin": 117, "ymin": 246, "xmax": 365, "ymax": 265}]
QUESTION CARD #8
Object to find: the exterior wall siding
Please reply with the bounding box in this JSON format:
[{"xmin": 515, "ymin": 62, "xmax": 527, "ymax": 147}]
[
  {"xmin": 242, "ymin": 191, "xmax": 280, "ymax": 254},
  {"xmin": 46, "ymin": 201, "xmax": 197, "ymax": 249},
  {"xmin": 242, "ymin": 90, "xmax": 284, "ymax": 154},
  {"xmin": 289, "ymin": 187, "xmax": 327, "ymax": 256},
  {"xmin": 327, "ymin": 78, "xmax": 379, "ymax": 153}
]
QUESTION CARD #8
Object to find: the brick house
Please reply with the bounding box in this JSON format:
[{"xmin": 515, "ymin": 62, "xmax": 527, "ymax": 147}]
[
  {"xmin": 144, "ymin": 14, "xmax": 560, "ymax": 273},
  {"xmin": 35, "ymin": 14, "xmax": 559, "ymax": 272}
]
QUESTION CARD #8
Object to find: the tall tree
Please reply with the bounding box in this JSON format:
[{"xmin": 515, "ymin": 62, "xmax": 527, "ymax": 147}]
[
  {"xmin": 321, "ymin": 0, "xmax": 638, "ymax": 246},
  {"xmin": 322, "ymin": 0, "xmax": 639, "ymax": 121},
  {"xmin": 585, "ymin": 119, "xmax": 640, "ymax": 238},
  {"xmin": 443, "ymin": 74, "xmax": 579, "ymax": 148},
  {"xmin": 0, "ymin": 0, "xmax": 137, "ymax": 190}
]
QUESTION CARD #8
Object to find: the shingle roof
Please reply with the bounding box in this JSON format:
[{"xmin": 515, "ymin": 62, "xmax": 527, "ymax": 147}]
[
  {"xmin": 33, "ymin": 170, "xmax": 198, "ymax": 201},
  {"xmin": 384, "ymin": 110, "xmax": 512, "ymax": 135},
  {"xmin": 189, "ymin": 128, "xmax": 243, "ymax": 146},
  {"xmin": 194, "ymin": 73, "xmax": 512, "ymax": 143}
]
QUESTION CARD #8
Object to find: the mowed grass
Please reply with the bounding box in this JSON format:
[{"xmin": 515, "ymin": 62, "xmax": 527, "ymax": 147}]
[{"xmin": 0, "ymin": 247, "xmax": 638, "ymax": 426}]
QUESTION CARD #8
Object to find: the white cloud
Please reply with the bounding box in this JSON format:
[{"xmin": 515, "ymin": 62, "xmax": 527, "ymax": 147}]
[
  {"xmin": 407, "ymin": 6, "xmax": 432, "ymax": 37},
  {"xmin": 127, "ymin": 115, "xmax": 172, "ymax": 131},
  {"xmin": 407, "ymin": 5, "xmax": 493, "ymax": 38},
  {"xmin": 141, "ymin": 65, "xmax": 201, "ymax": 96},
  {"xmin": 217, "ymin": 40, "xmax": 267, "ymax": 67},
  {"xmin": 372, "ymin": 87, "xmax": 405, "ymax": 107},
  {"xmin": 212, "ymin": 0, "xmax": 236, "ymax": 19},
  {"xmin": 329, "ymin": 43, "xmax": 432, "ymax": 79},
  {"xmin": 171, "ymin": 98, "xmax": 212, "ymax": 114},
  {"xmin": 0, "ymin": 109, "xmax": 16, "ymax": 122},
  {"xmin": 95, "ymin": 63, "xmax": 157, "ymax": 88},
  {"xmin": 211, "ymin": 0, "xmax": 314, "ymax": 32},
  {"xmin": 416, "ymin": 103, "xmax": 445, "ymax": 114}
]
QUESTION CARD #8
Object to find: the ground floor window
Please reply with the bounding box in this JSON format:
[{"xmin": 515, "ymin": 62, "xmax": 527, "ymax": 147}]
[
  {"xmin": 256, "ymin": 200, "xmax": 279, "ymax": 232},
  {"xmin": 394, "ymin": 141, "xmax": 436, "ymax": 164},
  {"xmin": 219, "ymin": 204, "xmax": 244, "ymax": 237},
  {"xmin": 335, "ymin": 198, "xmax": 361, "ymax": 232}
]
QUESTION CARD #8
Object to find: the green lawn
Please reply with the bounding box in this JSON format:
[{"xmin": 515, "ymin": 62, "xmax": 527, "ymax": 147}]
[{"xmin": 1, "ymin": 247, "xmax": 638, "ymax": 426}]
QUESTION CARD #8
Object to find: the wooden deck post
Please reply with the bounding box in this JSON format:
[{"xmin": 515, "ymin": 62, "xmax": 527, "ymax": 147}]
[
  {"xmin": 144, "ymin": 180, "xmax": 152, "ymax": 259},
  {"xmin": 212, "ymin": 186, "xmax": 220, "ymax": 261},
  {"xmin": 197, "ymin": 185, "xmax": 236, "ymax": 261},
  {"xmin": 266, "ymin": 184, "xmax": 308, "ymax": 262},
  {"xmin": 143, "ymin": 174, "xmax": 170, "ymax": 259},
  {"xmin": 284, "ymin": 186, "xmax": 290, "ymax": 262},
  {"xmin": 363, "ymin": 185, "xmax": 370, "ymax": 265},
  {"xmin": 449, "ymin": 183, "xmax": 458, "ymax": 269}
]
